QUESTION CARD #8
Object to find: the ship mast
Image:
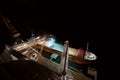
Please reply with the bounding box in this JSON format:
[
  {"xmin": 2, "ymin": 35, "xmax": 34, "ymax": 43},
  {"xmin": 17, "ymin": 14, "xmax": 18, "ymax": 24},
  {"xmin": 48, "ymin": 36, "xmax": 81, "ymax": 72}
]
[{"xmin": 60, "ymin": 40, "xmax": 69, "ymax": 80}]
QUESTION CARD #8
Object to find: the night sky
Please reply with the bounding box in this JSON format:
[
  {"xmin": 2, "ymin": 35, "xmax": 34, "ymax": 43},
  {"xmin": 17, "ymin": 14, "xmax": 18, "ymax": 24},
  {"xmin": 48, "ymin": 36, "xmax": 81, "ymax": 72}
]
[{"xmin": 0, "ymin": 0, "xmax": 101, "ymax": 50}]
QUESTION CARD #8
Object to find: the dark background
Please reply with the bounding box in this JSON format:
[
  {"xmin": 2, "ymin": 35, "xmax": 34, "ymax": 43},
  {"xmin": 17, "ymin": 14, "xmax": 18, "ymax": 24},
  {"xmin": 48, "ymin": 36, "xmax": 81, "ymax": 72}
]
[
  {"xmin": 0, "ymin": 0, "xmax": 108, "ymax": 80},
  {"xmin": 0, "ymin": 0, "xmax": 102, "ymax": 51}
]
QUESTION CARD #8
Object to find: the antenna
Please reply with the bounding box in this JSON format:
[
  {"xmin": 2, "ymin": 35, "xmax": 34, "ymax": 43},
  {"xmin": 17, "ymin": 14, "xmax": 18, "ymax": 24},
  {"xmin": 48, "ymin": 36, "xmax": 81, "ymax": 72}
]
[
  {"xmin": 86, "ymin": 42, "xmax": 89, "ymax": 51},
  {"xmin": 83, "ymin": 42, "xmax": 89, "ymax": 60}
]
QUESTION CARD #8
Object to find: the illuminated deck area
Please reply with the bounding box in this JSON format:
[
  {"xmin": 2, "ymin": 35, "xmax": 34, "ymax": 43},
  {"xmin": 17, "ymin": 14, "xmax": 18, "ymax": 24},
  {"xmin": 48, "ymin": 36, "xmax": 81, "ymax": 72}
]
[{"xmin": 11, "ymin": 36, "xmax": 97, "ymax": 80}]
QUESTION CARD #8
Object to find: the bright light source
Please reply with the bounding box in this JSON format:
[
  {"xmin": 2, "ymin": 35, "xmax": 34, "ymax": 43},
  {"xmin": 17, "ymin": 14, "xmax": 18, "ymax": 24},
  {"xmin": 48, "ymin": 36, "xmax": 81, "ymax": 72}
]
[
  {"xmin": 48, "ymin": 38, "xmax": 55, "ymax": 43},
  {"xmin": 84, "ymin": 51, "xmax": 97, "ymax": 60},
  {"xmin": 36, "ymin": 36, "xmax": 40, "ymax": 39},
  {"xmin": 46, "ymin": 38, "xmax": 55, "ymax": 47}
]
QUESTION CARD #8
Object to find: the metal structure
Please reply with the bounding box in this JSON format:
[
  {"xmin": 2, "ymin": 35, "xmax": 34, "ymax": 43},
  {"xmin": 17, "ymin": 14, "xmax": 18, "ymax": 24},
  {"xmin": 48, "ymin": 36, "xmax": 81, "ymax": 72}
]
[{"xmin": 60, "ymin": 41, "xmax": 70, "ymax": 80}]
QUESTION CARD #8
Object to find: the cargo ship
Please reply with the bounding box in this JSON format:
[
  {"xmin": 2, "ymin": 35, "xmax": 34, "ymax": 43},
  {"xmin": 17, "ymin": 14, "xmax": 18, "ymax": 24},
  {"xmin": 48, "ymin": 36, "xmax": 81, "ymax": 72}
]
[{"xmin": 1, "ymin": 16, "xmax": 97, "ymax": 80}]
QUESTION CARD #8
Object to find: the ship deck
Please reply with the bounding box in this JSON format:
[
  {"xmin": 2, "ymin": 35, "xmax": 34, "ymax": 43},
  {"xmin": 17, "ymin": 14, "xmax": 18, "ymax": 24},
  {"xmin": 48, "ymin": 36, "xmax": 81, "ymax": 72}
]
[{"xmin": 12, "ymin": 37, "xmax": 97, "ymax": 80}]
